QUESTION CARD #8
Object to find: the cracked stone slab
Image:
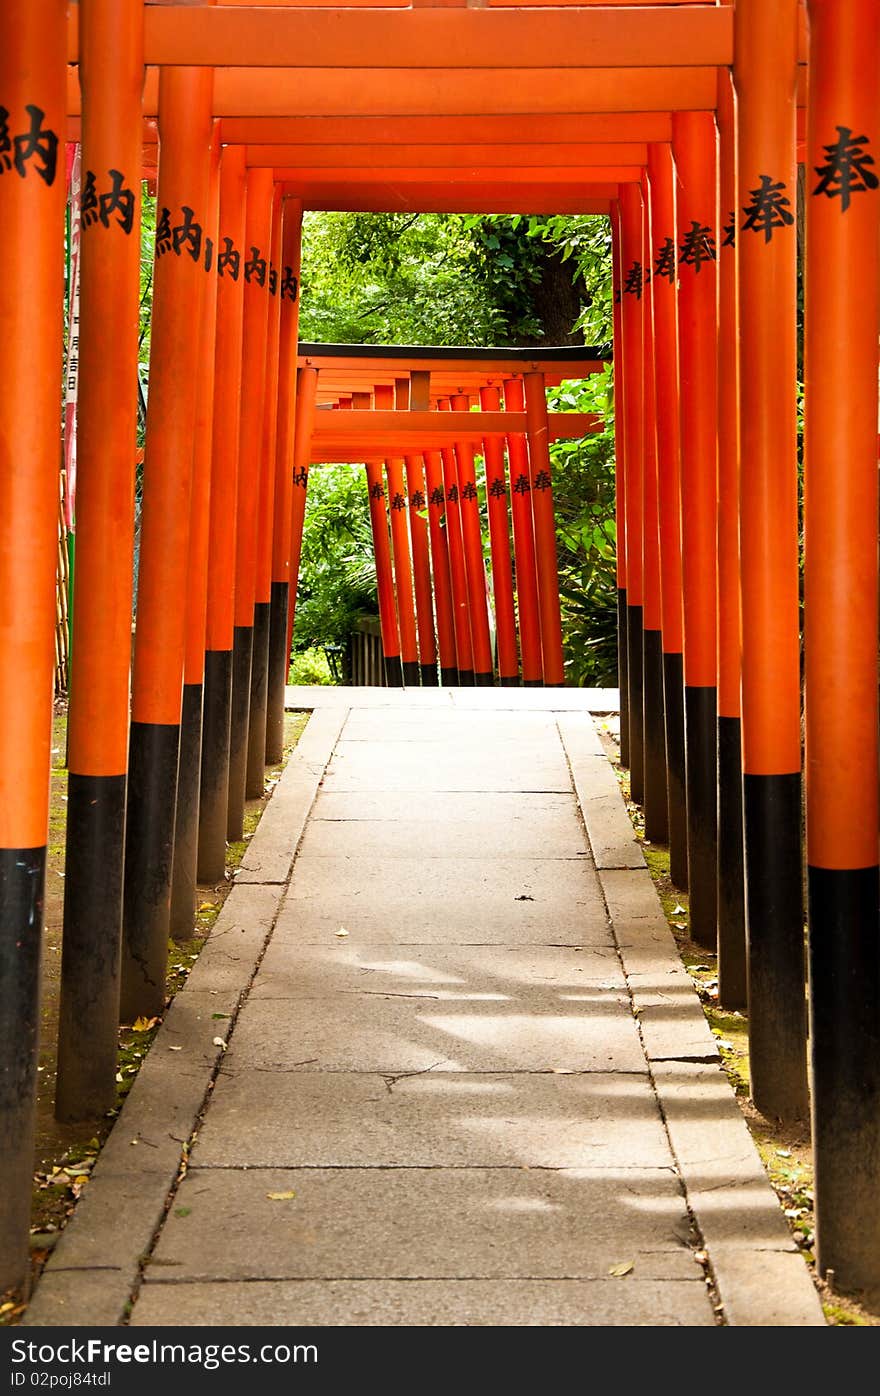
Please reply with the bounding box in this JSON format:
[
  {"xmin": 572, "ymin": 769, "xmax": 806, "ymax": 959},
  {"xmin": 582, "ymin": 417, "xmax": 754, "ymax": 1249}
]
[
  {"xmin": 222, "ymin": 987, "xmax": 646, "ymax": 1074},
  {"xmin": 149, "ymin": 1167, "xmax": 696, "ymax": 1282},
  {"xmin": 309, "ymin": 789, "xmax": 582, "ymax": 825},
  {"xmin": 191, "ymin": 1071, "xmax": 673, "ymax": 1170},
  {"xmin": 320, "ymin": 744, "xmax": 572, "ymax": 793},
  {"xmin": 131, "ymin": 1276, "xmax": 714, "ymax": 1327},
  {"xmin": 249, "ymin": 942, "xmax": 624, "ymax": 1000},
  {"xmin": 707, "ymin": 1249, "xmax": 825, "ymax": 1327}
]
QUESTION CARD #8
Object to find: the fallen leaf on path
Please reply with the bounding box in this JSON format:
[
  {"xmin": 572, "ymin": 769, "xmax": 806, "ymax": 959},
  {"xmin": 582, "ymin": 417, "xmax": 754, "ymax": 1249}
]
[
  {"xmin": 132, "ymin": 1016, "xmax": 159, "ymax": 1032},
  {"xmin": 168, "ymin": 1046, "xmax": 183, "ymax": 1052},
  {"xmin": 213, "ymin": 1037, "xmax": 228, "ymax": 1051},
  {"xmin": 267, "ymin": 1190, "xmax": 297, "ymax": 1201},
  {"xmin": 335, "ymin": 928, "xmax": 349, "ymax": 937},
  {"xmin": 608, "ymin": 1261, "xmax": 634, "ymax": 1278}
]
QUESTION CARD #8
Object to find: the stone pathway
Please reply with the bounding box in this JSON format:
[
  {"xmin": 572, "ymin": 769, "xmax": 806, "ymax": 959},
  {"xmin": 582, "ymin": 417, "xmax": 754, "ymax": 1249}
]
[{"xmin": 25, "ymin": 690, "xmax": 824, "ymax": 1328}]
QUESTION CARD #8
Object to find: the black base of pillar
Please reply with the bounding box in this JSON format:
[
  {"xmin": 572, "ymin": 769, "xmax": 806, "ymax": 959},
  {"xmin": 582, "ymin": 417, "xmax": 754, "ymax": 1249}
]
[
  {"xmin": 440, "ymin": 666, "xmax": 459, "ymax": 687},
  {"xmin": 266, "ymin": 580, "xmax": 290, "ymax": 765},
  {"xmin": 523, "ymin": 678, "xmax": 543, "ymax": 688},
  {"xmin": 384, "ymin": 655, "xmax": 404, "ymax": 687},
  {"xmin": 421, "ymin": 663, "xmax": 439, "ymax": 687},
  {"xmin": 170, "ymin": 683, "xmax": 204, "ymax": 943},
  {"xmin": 808, "ymin": 865, "xmax": 880, "ymax": 1291},
  {"xmin": 198, "ymin": 648, "xmax": 232, "ymax": 885},
  {"xmin": 228, "ymin": 625, "xmax": 253, "ymax": 842},
  {"xmin": 744, "ymin": 772, "xmax": 809, "ymax": 1122},
  {"xmin": 0, "ymin": 845, "xmax": 45, "ymax": 1292},
  {"xmin": 57, "ymin": 775, "xmax": 126, "ymax": 1121},
  {"xmin": 458, "ymin": 669, "xmax": 475, "ymax": 686},
  {"xmin": 474, "ymin": 671, "xmax": 494, "ymax": 686},
  {"xmin": 402, "ymin": 660, "xmax": 421, "ymax": 687},
  {"xmin": 121, "ymin": 721, "xmax": 180, "ymax": 1022},
  {"xmin": 246, "ymin": 602, "xmax": 271, "ymax": 800},
  {"xmin": 618, "ymin": 587, "xmax": 630, "ymax": 769},
  {"xmin": 717, "ymin": 715, "xmax": 747, "ymax": 1010},
  {"xmin": 626, "ymin": 604, "xmax": 644, "ymax": 804},
  {"xmin": 500, "ymin": 675, "xmax": 520, "ymax": 687},
  {"xmin": 663, "ymin": 652, "xmax": 688, "ymax": 891},
  {"xmin": 643, "ymin": 628, "xmax": 668, "ymax": 843},
  {"xmin": 684, "ymin": 685, "xmax": 717, "ymax": 949}
]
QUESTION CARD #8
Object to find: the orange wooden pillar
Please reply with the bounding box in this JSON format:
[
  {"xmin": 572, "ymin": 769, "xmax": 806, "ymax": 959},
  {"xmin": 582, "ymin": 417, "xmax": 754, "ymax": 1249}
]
[
  {"xmin": 640, "ymin": 169, "xmax": 668, "ymax": 842},
  {"xmin": 452, "ymin": 394, "xmax": 494, "ymax": 684},
  {"xmin": 121, "ymin": 66, "xmax": 212, "ymax": 1021},
  {"xmin": 380, "ymin": 382, "xmax": 419, "ymax": 685},
  {"xmin": 197, "ymin": 146, "xmax": 246, "ymax": 882},
  {"xmin": 610, "ymin": 202, "xmax": 629, "ymax": 766},
  {"xmin": 619, "ymin": 183, "xmax": 645, "ymax": 796},
  {"xmin": 423, "ymin": 450, "xmax": 459, "ymax": 685},
  {"xmin": 503, "ymin": 379, "xmax": 543, "ymax": 686},
  {"xmin": 55, "ymin": 0, "xmax": 143, "ymax": 1123},
  {"xmin": 266, "ymin": 199, "xmax": 303, "ymax": 760},
  {"xmin": 734, "ymin": 0, "xmax": 809, "ymax": 1121},
  {"xmin": 246, "ymin": 187, "xmax": 283, "ymax": 797},
  {"xmin": 716, "ymin": 67, "xmax": 747, "ymax": 1010},
  {"xmin": 170, "ymin": 125, "xmax": 220, "ymax": 940},
  {"xmin": 479, "ymin": 385, "xmax": 519, "ymax": 685},
  {"xmin": 0, "ymin": 0, "xmax": 67, "ymax": 1290},
  {"xmin": 671, "ymin": 111, "xmax": 718, "ymax": 949},
  {"xmin": 358, "ymin": 392, "xmax": 402, "ymax": 687},
  {"xmin": 647, "ymin": 142, "xmax": 687, "ymax": 890},
  {"xmin": 285, "ymin": 365, "xmax": 318, "ymax": 663},
  {"xmin": 804, "ymin": 0, "xmax": 880, "ymax": 1287},
  {"xmin": 404, "ymin": 454, "xmax": 438, "ymax": 685},
  {"xmin": 227, "ymin": 167, "xmax": 272, "ymax": 841},
  {"xmin": 438, "ymin": 406, "xmax": 474, "ymax": 684},
  {"xmin": 523, "ymin": 374, "xmax": 565, "ymax": 687}
]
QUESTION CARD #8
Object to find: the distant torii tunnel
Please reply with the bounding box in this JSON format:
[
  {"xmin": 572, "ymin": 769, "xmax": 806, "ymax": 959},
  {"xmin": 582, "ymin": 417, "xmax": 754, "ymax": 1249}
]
[{"xmin": 1, "ymin": 0, "xmax": 879, "ymax": 1305}]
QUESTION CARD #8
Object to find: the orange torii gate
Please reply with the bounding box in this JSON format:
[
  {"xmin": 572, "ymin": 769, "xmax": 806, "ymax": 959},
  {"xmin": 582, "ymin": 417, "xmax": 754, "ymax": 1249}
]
[
  {"xmin": 1, "ymin": 0, "xmax": 879, "ymax": 1307},
  {"xmin": 284, "ymin": 344, "xmax": 607, "ymax": 689}
]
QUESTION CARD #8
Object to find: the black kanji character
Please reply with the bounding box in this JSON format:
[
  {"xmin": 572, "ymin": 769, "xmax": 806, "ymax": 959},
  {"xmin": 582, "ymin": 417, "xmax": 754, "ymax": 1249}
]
[
  {"xmin": 369, "ymin": 481, "xmax": 384, "ymax": 501},
  {"xmin": 99, "ymin": 169, "xmax": 135, "ymax": 235},
  {"xmin": 623, "ymin": 261, "xmax": 643, "ymax": 299},
  {"xmin": 678, "ymin": 220, "xmax": 716, "ymax": 272},
  {"xmin": 391, "ymin": 492, "xmax": 406, "ymax": 512},
  {"xmin": 429, "ymin": 486, "xmax": 445, "ymax": 507},
  {"xmin": 203, "ymin": 238, "xmax": 214, "ymax": 272},
  {"xmin": 613, "ymin": 288, "xmax": 622, "ymax": 304},
  {"xmin": 293, "ymin": 466, "xmax": 308, "ymax": 488},
  {"xmin": 489, "ymin": 478, "xmax": 506, "ymax": 499},
  {"xmin": 741, "ymin": 174, "xmax": 794, "ymax": 243},
  {"xmin": 0, "ymin": 107, "xmax": 11, "ymax": 172},
  {"xmin": 281, "ymin": 266, "xmax": 298, "ymax": 302},
  {"xmin": 81, "ymin": 170, "xmax": 100, "ymax": 227},
  {"xmin": 410, "ymin": 489, "xmax": 426, "ymax": 510},
  {"xmin": 217, "ymin": 236, "xmax": 240, "ymax": 281},
  {"xmin": 268, "ymin": 265, "xmax": 278, "ymax": 296},
  {"xmin": 460, "ymin": 480, "xmax": 477, "ymax": 502},
  {"xmin": 446, "ymin": 483, "xmax": 459, "ymax": 504},
  {"xmin": 173, "ymin": 206, "xmax": 202, "ymax": 261},
  {"xmin": 13, "ymin": 105, "xmax": 58, "ymax": 185},
  {"xmin": 156, "ymin": 206, "xmax": 172, "ymax": 257},
  {"xmin": 654, "ymin": 237, "xmax": 677, "ymax": 283},
  {"xmin": 513, "ymin": 473, "xmax": 531, "ymax": 495},
  {"xmin": 721, "ymin": 210, "xmax": 736, "ymax": 249},
  {"xmin": 244, "ymin": 245, "xmax": 267, "ymax": 286},
  {"xmin": 533, "ymin": 470, "xmax": 551, "ymax": 492},
  {"xmin": 813, "ymin": 125, "xmax": 879, "ymax": 212}
]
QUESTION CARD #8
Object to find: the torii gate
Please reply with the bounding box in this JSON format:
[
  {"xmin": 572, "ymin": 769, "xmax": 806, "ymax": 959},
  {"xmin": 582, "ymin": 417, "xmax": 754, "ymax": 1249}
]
[{"xmin": 1, "ymin": 0, "xmax": 878, "ymax": 1304}]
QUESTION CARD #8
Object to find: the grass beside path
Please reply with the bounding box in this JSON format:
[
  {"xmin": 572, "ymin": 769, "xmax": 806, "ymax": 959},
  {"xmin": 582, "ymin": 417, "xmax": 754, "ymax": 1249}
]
[
  {"xmin": 593, "ymin": 716, "xmax": 878, "ymax": 1329},
  {"xmin": 0, "ymin": 708, "xmax": 309, "ymax": 1323}
]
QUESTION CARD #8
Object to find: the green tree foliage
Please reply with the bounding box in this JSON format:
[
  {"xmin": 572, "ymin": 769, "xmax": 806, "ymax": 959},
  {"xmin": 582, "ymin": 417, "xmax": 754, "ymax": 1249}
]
[{"xmin": 294, "ymin": 462, "xmax": 378, "ymax": 654}]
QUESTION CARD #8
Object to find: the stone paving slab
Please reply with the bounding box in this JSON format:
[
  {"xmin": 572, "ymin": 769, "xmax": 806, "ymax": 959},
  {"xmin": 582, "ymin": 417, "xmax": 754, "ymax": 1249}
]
[
  {"xmin": 191, "ymin": 1071, "xmax": 674, "ymax": 1170},
  {"xmin": 220, "ymin": 990, "xmax": 647, "ymax": 1075},
  {"xmin": 131, "ymin": 1276, "xmax": 714, "ymax": 1327},
  {"xmin": 249, "ymin": 942, "xmax": 624, "ymax": 999},
  {"xmin": 286, "ymin": 685, "xmax": 621, "ymax": 712},
  {"xmin": 149, "ymin": 1167, "xmax": 697, "ymax": 1282},
  {"xmin": 299, "ymin": 810, "xmax": 590, "ymax": 859},
  {"xmin": 309, "ymin": 787, "xmax": 583, "ymax": 825}
]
